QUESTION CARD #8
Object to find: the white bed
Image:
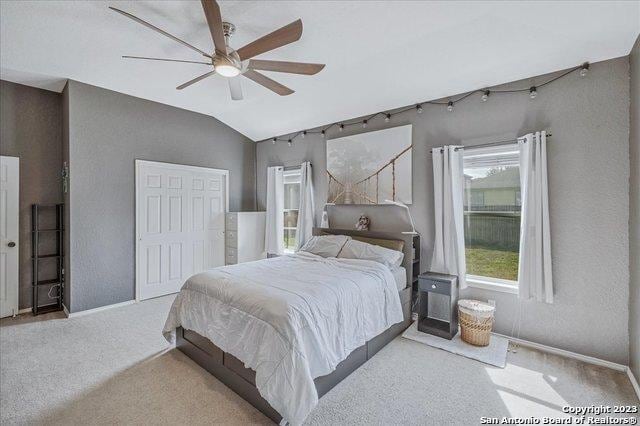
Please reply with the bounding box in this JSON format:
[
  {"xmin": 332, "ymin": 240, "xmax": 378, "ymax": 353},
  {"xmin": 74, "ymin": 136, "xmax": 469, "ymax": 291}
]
[{"xmin": 163, "ymin": 251, "xmax": 404, "ymax": 425}]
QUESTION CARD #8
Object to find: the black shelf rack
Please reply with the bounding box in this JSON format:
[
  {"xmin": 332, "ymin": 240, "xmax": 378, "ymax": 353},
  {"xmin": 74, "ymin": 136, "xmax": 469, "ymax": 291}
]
[
  {"xmin": 31, "ymin": 204, "xmax": 64, "ymax": 315},
  {"xmin": 411, "ymin": 234, "xmax": 421, "ymax": 313}
]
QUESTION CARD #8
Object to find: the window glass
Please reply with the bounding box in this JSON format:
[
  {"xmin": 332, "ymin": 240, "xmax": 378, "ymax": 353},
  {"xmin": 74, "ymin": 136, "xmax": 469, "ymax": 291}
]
[
  {"xmin": 283, "ymin": 169, "xmax": 301, "ymax": 252},
  {"xmin": 463, "ymin": 146, "xmax": 521, "ymax": 282}
]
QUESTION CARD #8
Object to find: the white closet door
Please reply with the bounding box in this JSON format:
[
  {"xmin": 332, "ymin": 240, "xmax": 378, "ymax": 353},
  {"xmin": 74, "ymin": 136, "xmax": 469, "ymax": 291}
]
[
  {"xmin": 0, "ymin": 156, "xmax": 19, "ymax": 318},
  {"xmin": 136, "ymin": 161, "xmax": 227, "ymax": 301}
]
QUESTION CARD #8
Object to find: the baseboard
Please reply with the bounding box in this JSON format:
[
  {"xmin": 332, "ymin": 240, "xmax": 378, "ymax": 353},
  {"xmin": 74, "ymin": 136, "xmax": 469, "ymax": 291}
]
[
  {"xmin": 17, "ymin": 307, "xmax": 32, "ymax": 315},
  {"xmin": 627, "ymin": 367, "xmax": 640, "ymax": 400},
  {"xmin": 492, "ymin": 332, "xmax": 628, "ymax": 372},
  {"xmin": 65, "ymin": 300, "xmax": 135, "ymax": 318}
]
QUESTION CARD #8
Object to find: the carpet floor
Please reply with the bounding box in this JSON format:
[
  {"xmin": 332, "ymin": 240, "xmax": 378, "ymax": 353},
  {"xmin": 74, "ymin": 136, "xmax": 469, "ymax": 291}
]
[{"xmin": 1, "ymin": 295, "xmax": 637, "ymax": 425}]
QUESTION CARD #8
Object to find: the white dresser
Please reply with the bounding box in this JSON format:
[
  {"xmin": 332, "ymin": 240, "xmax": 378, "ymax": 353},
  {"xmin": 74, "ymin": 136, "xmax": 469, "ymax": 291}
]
[{"xmin": 225, "ymin": 212, "xmax": 266, "ymax": 265}]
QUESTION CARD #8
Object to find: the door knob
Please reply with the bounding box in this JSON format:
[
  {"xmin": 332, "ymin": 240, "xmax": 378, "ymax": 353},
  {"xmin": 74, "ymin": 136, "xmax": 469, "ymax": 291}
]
[{"xmin": 7, "ymin": 242, "xmax": 16, "ymax": 248}]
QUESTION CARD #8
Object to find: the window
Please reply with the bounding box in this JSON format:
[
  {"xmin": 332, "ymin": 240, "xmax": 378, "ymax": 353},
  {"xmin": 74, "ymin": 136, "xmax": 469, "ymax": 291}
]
[
  {"xmin": 463, "ymin": 145, "xmax": 521, "ymax": 292},
  {"xmin": 283, "ymin": 168, "xmax": 301, "ymax": 253}
]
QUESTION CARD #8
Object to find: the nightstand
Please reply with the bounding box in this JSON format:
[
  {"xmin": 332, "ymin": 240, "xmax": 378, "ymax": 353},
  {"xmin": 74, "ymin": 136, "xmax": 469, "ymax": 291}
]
[{"xmin": 417, "ymin": 272, "xmax": 459, "ymax": 340}]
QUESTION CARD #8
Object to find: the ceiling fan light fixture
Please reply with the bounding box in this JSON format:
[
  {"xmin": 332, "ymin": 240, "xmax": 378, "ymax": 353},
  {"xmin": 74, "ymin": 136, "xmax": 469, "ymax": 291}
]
[{"xmin": 214, "ymin": 56, "xmax": 241, "ymax": 77}]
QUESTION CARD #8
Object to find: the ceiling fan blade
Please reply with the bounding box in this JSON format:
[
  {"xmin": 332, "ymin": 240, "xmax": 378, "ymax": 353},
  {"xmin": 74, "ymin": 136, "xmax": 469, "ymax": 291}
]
[
  {"xmin": 123, "ymin": 55, "xmax": 211, "ymax": 65},
  {"xmin": 109, "ymin": 6, "xmax": 211, "ymax": 58},
  {"xmin": 248, "ymin": 59, "xmax": 325, "ymax": 75},
  {"xmin": 242, "ymin": 70, "xmax": 294, "ymax": 96},
  {"xmin": 176, "ymin": 70, "xmax": 217, "ymax": 90},
  {"xmin": 200, "ymin": 0, "xmax": 227, "ymax": 55},
  {"xmin": 236, "ymin": 19, "xmax": 303, "ymax": 61},
  {"xmin": 228, "ymin": 78, "xmax": 243, "ymax": 100}
]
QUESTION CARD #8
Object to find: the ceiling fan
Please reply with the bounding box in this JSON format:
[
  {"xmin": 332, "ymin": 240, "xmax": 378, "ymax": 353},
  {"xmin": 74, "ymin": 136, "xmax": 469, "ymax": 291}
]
[{"xmin": 109, "ymin": 0, "xmax": 325, "ymax": 100}]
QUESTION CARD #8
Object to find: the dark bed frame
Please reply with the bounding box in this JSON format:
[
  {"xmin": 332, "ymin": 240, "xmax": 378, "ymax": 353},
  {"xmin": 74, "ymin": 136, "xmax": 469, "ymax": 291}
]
[{"xmin": 175, "ymin": 228, "xmax": 419, "ymax": 424}]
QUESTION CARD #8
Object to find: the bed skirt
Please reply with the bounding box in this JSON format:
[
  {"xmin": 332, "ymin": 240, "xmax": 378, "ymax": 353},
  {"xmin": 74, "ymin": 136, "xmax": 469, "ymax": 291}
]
[{"xmin": 175, "ymin": 287, "xmax": 412, "ymax": 423}]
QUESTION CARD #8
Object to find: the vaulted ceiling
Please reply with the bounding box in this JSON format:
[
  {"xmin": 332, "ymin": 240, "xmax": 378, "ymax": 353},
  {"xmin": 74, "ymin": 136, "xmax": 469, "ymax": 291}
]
[{"xmin": 1, "ymin": 1, "xmax": 638, "ymax": 141}]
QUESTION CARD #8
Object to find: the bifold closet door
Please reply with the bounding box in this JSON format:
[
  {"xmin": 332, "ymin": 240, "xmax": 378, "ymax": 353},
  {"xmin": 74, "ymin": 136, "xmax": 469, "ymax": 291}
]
[
  {"xmin": 136, "ymin": 160, "xmax": 227, "ymax": 300},
  {"xmin": 0, "ymin": 156, "xmax": 19, "ymax": 318}
]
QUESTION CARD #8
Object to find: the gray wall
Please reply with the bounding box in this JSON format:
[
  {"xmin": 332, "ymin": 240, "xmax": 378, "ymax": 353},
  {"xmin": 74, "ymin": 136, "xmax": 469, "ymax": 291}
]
[
  {"xmin": 64, "ymin": 80, "xmax": 256, "ymax": 313},
  {"xmin": 629, "ymin": 36, "xmax": 640, "ymax": 380},
  {"xmin": 0, "ymin": 80, "xmax": 62, "ymax": 310},
  {"xmin": 257, "ymin": 57, "xmax": 631, "ymax": 364}
]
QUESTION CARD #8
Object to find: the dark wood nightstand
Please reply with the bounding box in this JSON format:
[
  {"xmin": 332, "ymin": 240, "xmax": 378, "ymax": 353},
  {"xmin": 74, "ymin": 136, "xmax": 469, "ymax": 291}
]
[{"xmin": 417, "ymin": 272, "xmax": 459, "ymax": 340}]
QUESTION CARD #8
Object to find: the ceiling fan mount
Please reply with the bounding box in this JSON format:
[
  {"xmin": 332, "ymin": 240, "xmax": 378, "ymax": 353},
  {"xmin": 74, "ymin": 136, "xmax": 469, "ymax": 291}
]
[
  {"xmin": 110, "ymin": 1, "xmax": 325, "ymax": 100},
  {"xmin": 222, "ymin": 21, "xmax": 236, "ymax": 38}
]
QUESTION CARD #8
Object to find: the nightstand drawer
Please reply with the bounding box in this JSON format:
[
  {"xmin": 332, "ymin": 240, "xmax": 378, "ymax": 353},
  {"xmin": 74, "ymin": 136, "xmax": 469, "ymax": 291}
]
[
  {"xmin": 225, "ymin": 230, "xmax": 237, "ymax": 248},
  {"xmin": 419, "ymin": 278, "xmax": 451, "ymax": 296},
  {"xmin": 225, "ymin": 213, "xmax": 237, "ymax": 230},
  {"xmin": 226, "ymin": 247, "xmax": 237, "ymax": 265}
]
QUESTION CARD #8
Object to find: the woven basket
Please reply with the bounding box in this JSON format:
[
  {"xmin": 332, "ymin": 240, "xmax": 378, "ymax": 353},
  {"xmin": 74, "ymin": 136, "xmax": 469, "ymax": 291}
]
[{"xmin": 458, "ymin": 301, "xmax": 495, "ymax": 347}]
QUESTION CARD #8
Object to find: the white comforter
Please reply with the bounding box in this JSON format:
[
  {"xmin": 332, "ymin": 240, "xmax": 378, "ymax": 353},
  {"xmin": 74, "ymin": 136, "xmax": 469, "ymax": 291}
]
[{"xmin": 163, "ymin": 252, "xmax": 403, "ymax": 425}]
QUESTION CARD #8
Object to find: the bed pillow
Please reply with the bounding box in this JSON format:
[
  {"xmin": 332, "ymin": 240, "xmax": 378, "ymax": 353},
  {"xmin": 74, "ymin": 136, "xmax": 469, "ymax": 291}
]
[
  {"xmin": 298, "ymin": 235, "xmax": 351, "ymax": 258},
  {"xmin": 337, "ymin": 239, "xmax": 404, "ymax": 268}
]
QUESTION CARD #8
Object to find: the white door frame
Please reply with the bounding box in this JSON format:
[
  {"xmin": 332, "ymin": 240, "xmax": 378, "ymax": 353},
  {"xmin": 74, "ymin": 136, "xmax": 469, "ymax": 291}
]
[
  {"xmin": 0, "ymin": 156, "xmax": 19, "ymax": 318},
  {"xmin": 134, "ymin": 159, "xmax": 229, "ymax": 302}
]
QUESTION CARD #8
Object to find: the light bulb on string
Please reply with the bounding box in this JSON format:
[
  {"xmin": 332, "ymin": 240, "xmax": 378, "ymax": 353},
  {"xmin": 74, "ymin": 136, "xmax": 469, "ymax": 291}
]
[
  {"xmin": 447, "ymin": 101, "xmax": 454, "ymax": 112},
  {"xmin": 416, "ymin": 104, "xmax": 423, "ymax": 114},
  {"xmin": 580, "ymin": 62, "xmax": 589, "ymax": 77},
  {"xmin": 529, "ymin": 87, "xmax": 537, "ymax": 99},
  {"xmin": 362, "ymin": 120, "xmax": 367, "ymax": 128},
  {"xmin": 272, "ymin": 138, "xmax": 276, "ymax": 145},
  {"xmin": 339, "ymin": 124, "xmax": 344, "ymax": 132},
  {"xmin": 385, "ymin": 114, "xmax": 391, "ymax": 123},
  {"xmin": 287, "ymin": 139, "xmax": 292, "ymax": 147},
  {"xmin": 481, "ymin": 90, "xmax": 490, "ymax": 102},
  {"xmin": 321, "ymin": 130, "xmax": 325, "ymax": 138},
  {"xmin": 301, "ymin": 131, "xmax": 306, "ymax": 139}
]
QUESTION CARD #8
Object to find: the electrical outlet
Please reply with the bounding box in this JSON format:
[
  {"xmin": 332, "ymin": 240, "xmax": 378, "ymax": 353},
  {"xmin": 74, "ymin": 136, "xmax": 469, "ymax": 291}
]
[{"xmin": 487, "ymin": 299, "xmax": 496, "ymax": 307}]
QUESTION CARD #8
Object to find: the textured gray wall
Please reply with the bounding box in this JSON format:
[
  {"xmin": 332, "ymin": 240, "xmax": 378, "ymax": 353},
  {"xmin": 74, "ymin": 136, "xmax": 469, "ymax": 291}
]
[
  {"xmin": 257, "ymin": 57, "xmax": 631, "ymax": 364},
  {"xmin": 0, "ymin": 80, "xmax": 63, "ymax": 310},
  {"xmin": 64, "ymin": 80, "xmax": 256, "ymax": 313},
  {"xmin": 629, "ymin": 37, "xmax": 640, "ymax": 379}
]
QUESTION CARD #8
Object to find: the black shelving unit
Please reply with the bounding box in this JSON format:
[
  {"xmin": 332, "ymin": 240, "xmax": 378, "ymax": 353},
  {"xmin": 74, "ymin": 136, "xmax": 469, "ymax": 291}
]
[
  {"xmin": 410, "ymin": 234, "xmax": 421, "ymax": 315},
  {"xmin": 31, "ymin": 204, "xmax": 64, "ymax": 315}
]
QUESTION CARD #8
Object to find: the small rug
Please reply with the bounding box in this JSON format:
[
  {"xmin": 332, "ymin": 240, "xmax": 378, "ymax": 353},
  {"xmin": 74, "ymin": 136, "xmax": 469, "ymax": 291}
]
[{"xmin": 402, "ymin": 321, "xmax": 508, "ymax": 368}]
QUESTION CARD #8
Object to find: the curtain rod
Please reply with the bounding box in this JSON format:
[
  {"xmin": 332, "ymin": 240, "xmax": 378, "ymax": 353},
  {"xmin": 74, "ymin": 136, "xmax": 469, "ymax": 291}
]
[{"xmin": 431, "ymin": 133, "xmax": 552, "ymax": 154}]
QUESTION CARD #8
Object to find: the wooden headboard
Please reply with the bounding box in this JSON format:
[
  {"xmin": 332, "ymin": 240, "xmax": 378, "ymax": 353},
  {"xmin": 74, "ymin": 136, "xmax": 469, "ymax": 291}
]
[{"xmin": 313, "ymin": 227, "xmax": 416, "ymax": 289}]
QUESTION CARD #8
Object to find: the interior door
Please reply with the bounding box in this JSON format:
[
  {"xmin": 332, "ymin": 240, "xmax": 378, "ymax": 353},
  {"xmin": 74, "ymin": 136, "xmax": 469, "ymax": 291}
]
[
  {"xmin": 0, "ymin": 156, "xmax": 19, "ymax": 318},
  {"xmin": 136, "ymin": 161, "xmax": 227, "ymax": 300}
]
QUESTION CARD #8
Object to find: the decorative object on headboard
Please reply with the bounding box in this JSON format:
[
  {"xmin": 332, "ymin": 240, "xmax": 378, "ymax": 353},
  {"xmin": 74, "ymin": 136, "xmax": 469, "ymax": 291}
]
[
  {"xmin": 355, "ymin": 215, "xmax": 370, "ymax": 231},
  {"xmin": 326, "ymin": 125, "xmax": 412, "ymax": 205}
]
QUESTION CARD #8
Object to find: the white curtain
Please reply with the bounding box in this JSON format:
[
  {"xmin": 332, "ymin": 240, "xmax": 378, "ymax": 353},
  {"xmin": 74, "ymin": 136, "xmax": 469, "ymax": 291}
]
[
  {"xmin": 430, "ymin": 146, "xmax": 467, "ymax": 289},
  {"xmin": 265, "ymin": 166, "xmax": 284, "ymax": 256},
  {"xmin": 296, "ymin": 162, "xmax": 315, "ymax": 250},
  {"xmin": 517, "ymin": 131, "xmax": 553, "ymax": 303}
]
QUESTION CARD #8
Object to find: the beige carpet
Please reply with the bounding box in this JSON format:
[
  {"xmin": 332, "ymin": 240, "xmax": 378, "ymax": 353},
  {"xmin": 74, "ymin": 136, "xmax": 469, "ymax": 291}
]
[{"xmin": 1, "ymin": 296, "xmax": 637, "ymax": 425}]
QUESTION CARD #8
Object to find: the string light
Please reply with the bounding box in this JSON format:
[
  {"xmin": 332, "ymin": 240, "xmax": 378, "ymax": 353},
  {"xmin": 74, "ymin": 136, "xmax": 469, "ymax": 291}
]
[
  {"xmin": 264, "ymin": 61, "xmax": 589, "ymax": 146},
  {"xmin": 580, "ymin": 62, "xmax": 589, "ymax": 77}
]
